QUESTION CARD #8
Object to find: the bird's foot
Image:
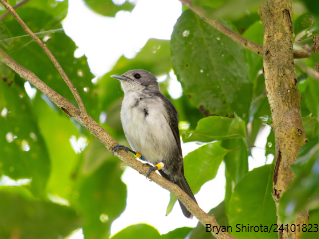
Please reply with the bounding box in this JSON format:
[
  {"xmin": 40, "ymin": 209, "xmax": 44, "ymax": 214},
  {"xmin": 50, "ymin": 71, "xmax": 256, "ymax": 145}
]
[
  {"xmin": 112, "ymin": 145, "xmax": 141, "ymax": 158},
  {"xmin": 146, "ymin": 162, "xmax": 164, "ymax": 178}
]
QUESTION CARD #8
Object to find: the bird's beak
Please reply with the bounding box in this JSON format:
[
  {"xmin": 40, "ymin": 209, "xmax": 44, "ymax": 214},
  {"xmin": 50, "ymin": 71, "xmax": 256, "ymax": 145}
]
[{"xmin": 111, "ymin": 75, "xmax": 128, "ymax": 81}]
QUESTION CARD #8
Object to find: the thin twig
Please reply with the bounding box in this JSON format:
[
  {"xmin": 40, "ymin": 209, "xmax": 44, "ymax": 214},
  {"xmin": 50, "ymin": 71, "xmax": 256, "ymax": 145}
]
[
  {"xmin": 295, "ymin": 61, "xmax": 319, "ymax": 82},
  {"xmin": 0, "ymin": 0, "xmax": 87, "ymax": 116},
  {"xmin": 0, "ymin": 47, "xmax": 235, "ymax": 239},
  {"xmin": 179, "ymin": 0, "xmax": 310, "ymax": 59},
  {"xmin": 0, "ymin": 0, "xmax": 30, "ymax": 21},
  {"xmin": 313, "ymin": 35, "xmax": 319, "ymax": 72}
]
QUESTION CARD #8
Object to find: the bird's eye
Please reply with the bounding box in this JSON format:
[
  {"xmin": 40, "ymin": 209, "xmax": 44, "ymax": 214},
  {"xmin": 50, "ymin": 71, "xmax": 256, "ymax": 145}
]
[{"xmin": 134, "ymin": 73, "xmax": 141, "ymax": 79}]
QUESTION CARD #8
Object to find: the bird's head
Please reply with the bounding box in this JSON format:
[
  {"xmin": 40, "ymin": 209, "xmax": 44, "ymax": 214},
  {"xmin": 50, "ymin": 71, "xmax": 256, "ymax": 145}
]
[{"xmin": 111, "ymin": 69, "xmax": 159, "ymax": 94}]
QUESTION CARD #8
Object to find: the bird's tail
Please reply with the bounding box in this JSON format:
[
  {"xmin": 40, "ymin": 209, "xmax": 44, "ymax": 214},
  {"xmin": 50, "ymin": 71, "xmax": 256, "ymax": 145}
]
[{"xmin": 175, "ymin": 174, "xmax": 197, "ymax": 218}]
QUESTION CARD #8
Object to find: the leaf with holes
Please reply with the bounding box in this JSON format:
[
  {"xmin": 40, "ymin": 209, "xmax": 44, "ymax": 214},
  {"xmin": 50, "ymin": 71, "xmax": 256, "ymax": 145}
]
[{"xmin": 171, "ymin": 10, "xmax": 252, "ymax": 119}]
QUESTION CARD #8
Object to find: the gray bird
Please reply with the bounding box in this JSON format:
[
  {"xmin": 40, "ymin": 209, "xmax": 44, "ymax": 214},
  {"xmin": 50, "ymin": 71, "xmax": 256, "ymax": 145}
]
[{"xmin": 111, "ymin": 69, "xmax": 197, "ymax": 218}]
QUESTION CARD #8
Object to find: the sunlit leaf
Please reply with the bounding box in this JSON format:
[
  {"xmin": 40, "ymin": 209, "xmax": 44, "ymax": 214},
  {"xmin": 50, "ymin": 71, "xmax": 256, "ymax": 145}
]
[
  {"xmin": 228, "ymin": 164, "xmax": 277, "ymax": 239},
  {"xmin": 84, "ymin": 0, "xmax": 135, "ymax": 17},
  {"xmin": 185, "ymin": 115, "xmax": 246, "ymax": 143}
]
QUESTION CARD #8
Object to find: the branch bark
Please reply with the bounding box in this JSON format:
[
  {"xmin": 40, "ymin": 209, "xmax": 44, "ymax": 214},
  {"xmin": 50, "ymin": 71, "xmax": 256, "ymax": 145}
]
[
  {"xmin": 259, "ymin": 1, "xmax": 308, "ymax": 238},
  {"xmin": 0, "ymin": 0, "xmax": 87, "ymax": 116},
  {"xmin": 0, "ymin": 0, "xmax": 30, "ymax": 21},
  {"xmin": 179, "ymin": 0, "xmax": 310, "ymax": 59},
  {"xmin": 313, "ymin": 35, "xmax": 319, "ymax": 72},
  {"xmin": 0, "ymin": 47, "xmax": 235, "ymax": 239}
]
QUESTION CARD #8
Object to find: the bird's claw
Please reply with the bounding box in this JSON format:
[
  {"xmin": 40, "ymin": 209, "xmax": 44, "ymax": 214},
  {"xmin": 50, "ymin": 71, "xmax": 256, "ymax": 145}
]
[
  {"xmin": 112, "ymin": 145, "xmax": 136, "ymax": 156},
  {"xmin": 146, "ymin": 166, "xmax": 159, "ymax": 178}
]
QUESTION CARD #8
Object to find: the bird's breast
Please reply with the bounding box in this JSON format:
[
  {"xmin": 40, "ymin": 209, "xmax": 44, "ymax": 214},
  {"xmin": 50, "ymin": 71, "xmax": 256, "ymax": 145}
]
[{"xmin": 120, "ymin": 93, "xmax": 177, "ymax": 164}]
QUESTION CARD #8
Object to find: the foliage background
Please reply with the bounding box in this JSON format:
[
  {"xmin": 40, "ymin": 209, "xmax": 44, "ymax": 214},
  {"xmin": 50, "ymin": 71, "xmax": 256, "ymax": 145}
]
[{"xmin": 1, "ymin": 0, "xmax": 319, "ymax": 238}]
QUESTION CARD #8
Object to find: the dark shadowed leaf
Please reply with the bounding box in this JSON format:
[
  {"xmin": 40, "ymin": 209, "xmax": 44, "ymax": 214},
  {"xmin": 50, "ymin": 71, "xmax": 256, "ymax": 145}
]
[
  {"xmin": 185, "ymin": 115, "xmax": 246, "ymax": 143},
  {"xmin": 84, "ymin": 0, "xmax": 135, "ymax": 17},
  {"xmin": 0, "ymin": 186, "xmax": 81, "ymax": 239},
  {"xmin": 189, "ymin": 201, "xmax": 229, "ymax": 239},
  {"xmin": 279, "ymin": 144, "xmax": 319, "ymax": 224},
  {"xmin": 229, "ymin": 164, "xmax": 277, "ymax": 239},
  {"xmin": 171, "ymin": 10, "xmax": 252, "ymax": 119},
  {"xmin": 3, "ymin": 8, "xmax": 99, "ymax": 121},
  {"xmin": 0, "ymin": 76, "xmax": 50, "ymax": 196}
]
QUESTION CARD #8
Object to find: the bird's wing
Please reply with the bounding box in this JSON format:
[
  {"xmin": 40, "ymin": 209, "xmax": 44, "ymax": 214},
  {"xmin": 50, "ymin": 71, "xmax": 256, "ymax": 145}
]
[{"xmin": 155, "ymin": 93, "xmax": 183, "ymax": 157}]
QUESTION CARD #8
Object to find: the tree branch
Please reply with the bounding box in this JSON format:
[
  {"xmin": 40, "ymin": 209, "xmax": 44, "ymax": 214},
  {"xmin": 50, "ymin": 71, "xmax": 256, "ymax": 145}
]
[
  {"xmin": 295, "ymin": 61, "xmax": 319, "ymax": 82},
  {"xmin": 313, "ymin": 35, "xmax": 319, "ymax": 72},
  {"xmin": 179, "ymin": 0, "xmax": 310, "ymax": 59},
  {"xmin": 259, "ymin": 1, "xmax": 308, "ymax": 238},
  {"xmin": 0, "ymin": 0, "xmax": 87, "ymax": 116},
  {"xmin": 0, "ymin": 47, "xmax": 235, "ymax": 239},
  {"xmin": 179, "ymin": 0, "xmax": 263, "ymax": 56},
  {"xmin": 0, "ymin": 0, "xmax": 30, "ymax": 21}
]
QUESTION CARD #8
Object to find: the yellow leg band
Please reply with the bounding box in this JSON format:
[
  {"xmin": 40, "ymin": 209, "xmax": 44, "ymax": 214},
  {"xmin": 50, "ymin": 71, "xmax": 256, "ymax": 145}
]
[
  {"xmin": 155, "ymin": 162, "xmax": 164, "ymax": 170},
  {"xmin": 135, "ymin": 152, "xmax": 141, "ymax": 158}
]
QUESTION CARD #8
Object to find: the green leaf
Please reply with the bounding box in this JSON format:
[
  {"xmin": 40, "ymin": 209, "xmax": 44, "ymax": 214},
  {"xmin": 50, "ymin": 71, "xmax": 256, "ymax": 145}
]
[
  {"xmin": 222, "ymin": 138, "xmax": 248, "ymax": 184},
  {"xmin": 166, "ymin": 142, "xmax": 228, "ymax": 214},
  {"xmin": 81, "ymin": 138, "xmax": 117, "ymax": 175},
  {"xmin": 4, "ymin": 8, "xmax": 99, "ymax": 121},
  {"xmin": 242, "ymin": 21, "xmax": 263, "ymax": 81},
  {"xmin": 294, "ymin": 13, "xmax": 314, "ymax": 35},
  {"xmin": 184, "ymin": 142, "xmax": 227, "ymax": 194},
  {"xmin": 32, "ymin": 96, "xmax": 80, "ymax": 199},
  {"xmin": 171, "ymin": 10, "xmax": 252, "ymax": 119},
  {"xmin": 279, "ymin": 144, "xmax": 319, "ymax": 224},
  {"xmin": 84, "ymin": 0, "xmax": 135, "ymax": 17},
  {"xmin": 302, "ymin": 115, "xmax": 319, "ymax": 139},
  {"xmin": 185, "ymin": 115, "xmax": 246, "ymax": 143},
  {"xmin": 0, "ymin": 77, "xmax": 50, "ymax": 196},
  {"xmin": 304, "ymin": 78, "xmax": 319, "ymax": 117},
  {"xmin": 74, "ymin": 160, "xmax": 127, "ymax": 239},
  {"xmin": 228, "ymin": 164, "xmax": 277, "ymax": 239},
  {"xmin": 166, "ymin": 193, "xmax": 177, "ymax": 216},
  {"xmin": 161, "ymin": 227, "xmax": 192, "ymax": 239},
  {"xmin": 24, "ymin": 0, "xmax": 68, "ymax": 21},
  {"xmin": 189, "ymin": 201, "xmax": 229, "ymax": 239},
  {"xmin": 0, "ymin": 186, "xmax": 81, "ymax": 239},
  {"xmin": 110, "ymin": 224, "xmax": 160, "ymax": 239}
]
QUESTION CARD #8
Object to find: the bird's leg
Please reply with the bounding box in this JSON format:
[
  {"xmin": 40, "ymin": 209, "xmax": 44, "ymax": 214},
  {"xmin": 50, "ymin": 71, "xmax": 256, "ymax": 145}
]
[
  {"xmin": 146, "ymin": 162, "xmax": 165, "ymax": 177},
  {"xmin": 112, "ymin": 145, "xmax": 142, "ymax": 159}
]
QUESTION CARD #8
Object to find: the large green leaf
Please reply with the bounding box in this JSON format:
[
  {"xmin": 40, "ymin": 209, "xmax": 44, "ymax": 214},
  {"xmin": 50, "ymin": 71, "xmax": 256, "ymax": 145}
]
[
  {"xmin": 32, "ymin": 96, "xmax": 80, "ymax": 199},
  {"xmin": 166, "ymin": 142, "xmax": 228, "ymax": 213},
  {"xmin": 189, "ymin": 201, "xmax": 229, "ymax": 239},
  {"xmin": 74, "ymin": 160, "xmax": 127, "ymax": 239},
  {"xmin": 185, "ymin": 115, "xmax": 246, "ymax": 142},
  {"xmin": 0, "ymin": 76, "xmax": 50, "ymax": 196},
  {"xmin": 171, "ymin": 10, "xmax": 252, "ymax": 119},
  {"xmin": 0, "ymin": 186, "xmax": 81, "ymax": 239},
  {"xmin": 3, "ymin": 8, "xmax": 99, "ymax": 121},
  {"xmin": 161, "ymin": 227, "xmax": 192, "ymax": 239},
  {"xmin": 228, "ymin": 164, "xmax": 277, "ymax": 239},
  {"xmin": 84, "ymin": 0, "xmax": 135, "ymax": 17}
]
